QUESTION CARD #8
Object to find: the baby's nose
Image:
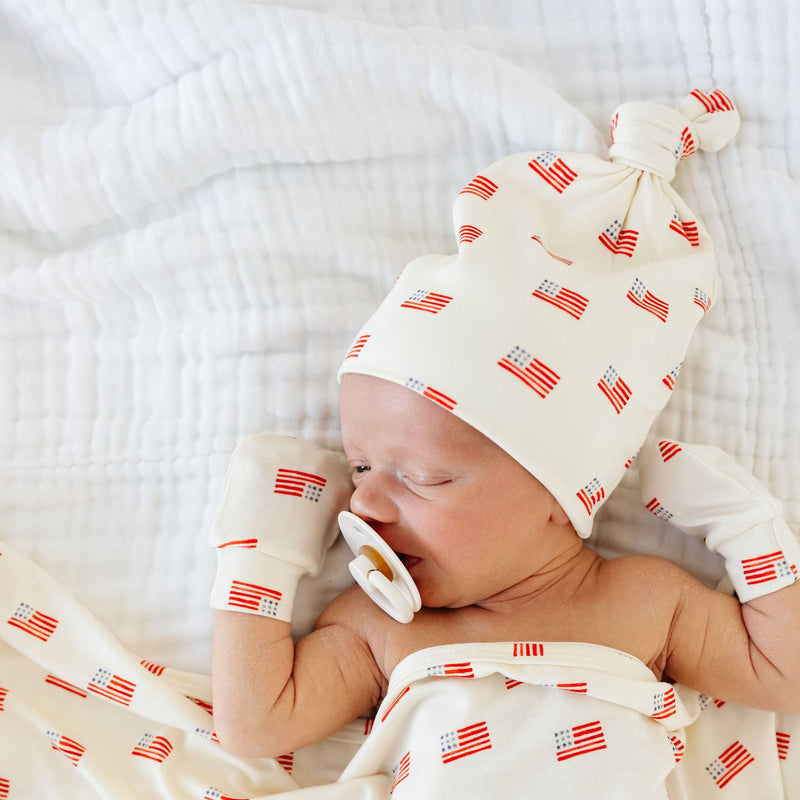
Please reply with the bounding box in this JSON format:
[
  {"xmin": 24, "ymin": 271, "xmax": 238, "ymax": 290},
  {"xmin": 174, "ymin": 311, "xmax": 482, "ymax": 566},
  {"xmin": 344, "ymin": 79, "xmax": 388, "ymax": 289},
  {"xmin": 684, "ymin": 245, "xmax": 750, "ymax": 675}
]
[{"xmin": 349, "ymin": 473, "xmax": 398, "ymax": 526}]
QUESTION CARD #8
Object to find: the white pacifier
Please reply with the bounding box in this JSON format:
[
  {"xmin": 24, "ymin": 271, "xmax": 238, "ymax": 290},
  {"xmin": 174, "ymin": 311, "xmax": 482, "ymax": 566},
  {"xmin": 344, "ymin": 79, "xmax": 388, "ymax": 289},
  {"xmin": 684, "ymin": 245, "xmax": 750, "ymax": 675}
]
[{"xmin": 338, "ymin": 511, "xmax": 422, "ymax": 623}]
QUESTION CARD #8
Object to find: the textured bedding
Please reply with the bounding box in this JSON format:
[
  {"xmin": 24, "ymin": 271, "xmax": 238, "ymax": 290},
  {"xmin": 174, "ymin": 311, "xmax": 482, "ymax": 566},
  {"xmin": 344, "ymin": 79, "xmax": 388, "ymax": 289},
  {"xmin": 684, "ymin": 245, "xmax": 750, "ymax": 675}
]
[{"xmin": 1, "ymin": 1, "xmax": 799, "ymax": 797}]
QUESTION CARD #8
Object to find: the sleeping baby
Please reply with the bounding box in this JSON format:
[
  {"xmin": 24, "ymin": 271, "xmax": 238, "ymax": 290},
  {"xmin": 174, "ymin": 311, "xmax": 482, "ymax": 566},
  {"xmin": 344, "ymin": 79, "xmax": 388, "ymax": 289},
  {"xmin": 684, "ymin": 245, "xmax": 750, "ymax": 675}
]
[{"xmin": 208, "ymin": 91, "xmax": 800, "ymax": 798}]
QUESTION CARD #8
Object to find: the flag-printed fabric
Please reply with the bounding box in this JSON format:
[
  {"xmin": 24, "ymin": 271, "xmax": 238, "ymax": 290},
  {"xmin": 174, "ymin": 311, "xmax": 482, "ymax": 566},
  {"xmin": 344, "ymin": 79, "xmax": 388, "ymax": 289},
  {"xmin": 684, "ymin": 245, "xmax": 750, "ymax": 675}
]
[
  {"xmin": 3, "ymin": 541, "xmax": 800, "ymax": 799},
  {"xmin": 7, "ymin": 603, "xmax": 59, "ymax": 643},
  {"xmin": 340, "ymin": 91, "xmax": 740, "ymax": 537},
  {"xmin": 339, "ymin": 640, "xmax": 703, "ymax": 798},
  {"xmin": 209, "ymin": 434, "xmax": 353, "ymax": 622},
  {"xmin": 0, "ymin": 542, "xmax": 379, "ymax": 800},
  {"xmin": 637, "ymin": 438, "xmax": 800, "ymax": 603}
]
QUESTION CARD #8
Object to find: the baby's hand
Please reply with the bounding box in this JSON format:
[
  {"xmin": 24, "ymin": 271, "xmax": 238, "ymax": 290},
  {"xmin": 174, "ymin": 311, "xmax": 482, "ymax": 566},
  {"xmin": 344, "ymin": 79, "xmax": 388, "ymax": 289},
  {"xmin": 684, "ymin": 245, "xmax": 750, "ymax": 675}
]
[
  {"xmin": 209, "ymin": 434, "xmax": 353, "ymax": 621},
  {"xmin": 638, "ymin": 439, "xmax": 799, "ymax": 602}
]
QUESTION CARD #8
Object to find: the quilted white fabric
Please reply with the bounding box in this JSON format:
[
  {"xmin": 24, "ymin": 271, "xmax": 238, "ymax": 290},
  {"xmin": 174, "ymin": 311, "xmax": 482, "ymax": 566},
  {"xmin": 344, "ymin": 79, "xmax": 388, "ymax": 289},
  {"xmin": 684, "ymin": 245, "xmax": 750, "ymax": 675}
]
[{"xmin": 1, "ymin": 1, "xmax": 799, "ymax": 797}]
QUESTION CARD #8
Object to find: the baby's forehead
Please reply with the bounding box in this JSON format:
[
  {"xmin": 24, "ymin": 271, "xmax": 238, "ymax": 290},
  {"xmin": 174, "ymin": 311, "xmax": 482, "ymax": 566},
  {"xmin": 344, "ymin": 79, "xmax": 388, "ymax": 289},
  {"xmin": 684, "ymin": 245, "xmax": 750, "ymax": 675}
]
[{"xmin": 340, "ymin": 373, "xmax": 499, "ymax": 452}]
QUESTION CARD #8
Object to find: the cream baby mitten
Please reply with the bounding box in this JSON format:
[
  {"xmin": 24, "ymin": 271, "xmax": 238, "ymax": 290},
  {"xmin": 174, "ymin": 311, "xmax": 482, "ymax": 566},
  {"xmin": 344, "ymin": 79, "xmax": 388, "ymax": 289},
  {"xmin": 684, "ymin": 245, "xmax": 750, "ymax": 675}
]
[
  {"xmin": 209, "ymin": 434, "xmax": 353, "ymax": 622},
  {"xmin": 638, "ymin": 439, "xmax": 800, "ymax": 602}
]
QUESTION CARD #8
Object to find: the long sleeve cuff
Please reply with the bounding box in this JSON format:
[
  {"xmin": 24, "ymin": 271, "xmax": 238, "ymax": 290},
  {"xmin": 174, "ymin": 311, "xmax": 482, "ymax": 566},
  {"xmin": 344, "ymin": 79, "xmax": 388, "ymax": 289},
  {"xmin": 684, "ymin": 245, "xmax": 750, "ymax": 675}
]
[{"xmin": 210, "ymin": 545, "xmax": 305, "ymax": 622}]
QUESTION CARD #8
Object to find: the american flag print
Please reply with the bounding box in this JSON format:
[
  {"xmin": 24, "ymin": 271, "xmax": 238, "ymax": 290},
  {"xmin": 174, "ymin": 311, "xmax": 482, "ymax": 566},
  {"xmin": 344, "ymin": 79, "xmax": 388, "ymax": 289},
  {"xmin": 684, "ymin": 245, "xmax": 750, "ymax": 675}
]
[
  {"xmin": 658, "ymin": 440, "xmax": 682, "ymax": 462},
  {"xmin": 87, "ymin": 668, "xmax": 136, "ymax": 707},
  {"xmin": 699, "ymin": 694, "xmax": 727, "ymax": 711},
  {"xmin": 705, "ymin": 740, "xmax": 754, "ymax": 788},
  {"xmin": 391, "ymin": 751, "xmax": 411, "ymax": 794},
  {"xmin": 345, "ymin": 334, "xmax": 370, "ymax": 359},
  {"xmin": 498, "ymin": 347, "xmax": 560, "ymax": 399},
  {"xmin": 400, "ymin": 289, "xmax": 453, "ymax": 314},
  {"xmin": 599, "ymin": 220, "xmax": 638, "ymax": 256},
  {"xmin": 560, "ymin": 682, "xmax": 588, "ymax": 693},
  {"xmin": 7, "ymin": 602, "xmax": 59, "ymax": 642},
  {"xmin": 530, "ymin": 234, "xmax": 574, "ymax": 265},
  {"xmin": 645, "ymin": 497, "xmax": 673, "ymax": 522},
  {"xmin": 427, "ymin": 662, "xmax": 474, "ymax": 678},
  {"xmin": 458, "ymin": 224, "xmax": 483, "ymax": 244},
  {"xmin": 691, "ymin": 88, "xmax": 735, "ymax": 113},
  {"xmin": 277, "ymin": 753, "xmax": 294, "ymax": 773},
  {"xmin": 545, "ymin": 681, "xmax": 588, "ymax": 694},
  {"xmin": 216, "ymin": 538, "xmax": 258, "ymax": 550},
  {"xmin": 189, "ymin": 696, "xmax": 214, "ymax": 715},
  {"xmin": 204, "ymin": 789, "xmax": 250, "ymax": 800},
  {"xmin": 227, "ymin": 579, "xmax": 282, "ymax": 616},
  {"xmin": 45, "ymin": 674, "xmax": 88, "ymax": 698},
  {"xmin": 47, "ymin": 730, "xmax": 86, "ymax": 767},
  {"xmin": 669, "ymin": 213, "xmax": 699, "ymax": 245},
  {"xmin": 274, "ymin": 468, "xmax": 326, "ymax": 501},
  {"xmin": 651, "ymin": 687, "xmax": 677, "ymax": 719},
  {"xmin": 405, "ymin": 378, "xmax": 457, "ymax": 410},
  {"xmin": 609, "ymin": 112, "xmax": 619, "ymax": 144},
  {"xmin": 0, "ymin": 687, "xmax": 6, "ymax": 710},
  {"xmin": 533, "ymin": 279, "xmax": 588, "ymax": 320},
  {"xmin": 440, "ymin": 721, "xmax": 492, "ymax": 764},
  {"xmin": 554, "ymin": 720, "xmax": 607, "ymax": 762},
  {"xmin": 528, "ymin": 152, "xmax": 577, "ymax": 193},
  {"xmin": 512, "ymin": 642, "xmax": 544, "ymax": 657},
  {"xmin": 670, "ymin": 735, "xmax": 686, "ymax": 763},
  {"xmin": 675, "ymin": 127, "xmax": 696, "ymax": 160},
  {"xmin": 693, "ymin": 287, "xmax": 712, "ymax": 314},
  {"xmin": 140, "ymin": 659, "xmax": 166, "ymax": 676},
  {"xmin": 663, "ymin": 363, "xmax": 682, "ymax": 391},
  {"xmin": 741, "ymin": 551, "xmax": 798, "ymax": 586},
  {"xmin": 577, "ymin": 478, "xmax": 605, "ymax": 515},
  {"xmin": 777, "ymin": 731, "xmax": 791, "ymax": 761},
  {"xmin": 381, "ymin": 685, "xmax": 411, "ymax": 723},
  {"xmin": 194, "ymin": 726, "xmax": 220, "ymax": 745},
  {"xmin": 131, "ymin": 733, "xmax": 173, "ymax": 763},
  {"xmin": 460, "ymin": 174, "xmax": 498, "ymax": 200},
  {"xmin": 0, "ymin": 778, "xmax": 8, "ymax": 799},
  {"xmin": 627, "ymin": 278, "xmax": 669, "ymax": 322},
  {"xmin": 598, "ymin": 365, "xmax": 632, "ymax": 414}
]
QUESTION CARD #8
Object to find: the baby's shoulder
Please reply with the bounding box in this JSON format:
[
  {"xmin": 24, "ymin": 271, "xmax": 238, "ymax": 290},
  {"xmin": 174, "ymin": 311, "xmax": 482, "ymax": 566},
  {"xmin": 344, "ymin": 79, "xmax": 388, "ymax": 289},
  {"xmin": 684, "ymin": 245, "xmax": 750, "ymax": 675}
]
[
  {"xmin": 598, "ymin": 550, "xmax": 693, "ymax": 580},
  {"xmin": 593, "ymin": 551, "xmax": 698, "ymax": 610}
]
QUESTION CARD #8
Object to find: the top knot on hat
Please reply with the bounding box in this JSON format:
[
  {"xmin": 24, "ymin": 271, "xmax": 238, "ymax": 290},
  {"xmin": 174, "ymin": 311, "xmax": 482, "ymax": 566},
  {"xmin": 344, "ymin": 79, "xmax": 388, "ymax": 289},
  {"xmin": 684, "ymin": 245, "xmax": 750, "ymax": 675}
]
[
  {"xmin": 340, "ymin": 90, "xmax": 739, "ymax": 538},
  {"xmin": 609, "ymin": 89, "xmax": 740, "ymax": 181}
]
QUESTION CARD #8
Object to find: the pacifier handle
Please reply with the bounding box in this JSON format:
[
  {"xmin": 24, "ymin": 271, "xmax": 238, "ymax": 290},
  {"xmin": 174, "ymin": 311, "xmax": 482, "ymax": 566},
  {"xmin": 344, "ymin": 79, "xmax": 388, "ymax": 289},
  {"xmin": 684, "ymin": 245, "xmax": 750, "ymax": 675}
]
[{"xmin": 338, "ymin": 511, "xmax": 422, "ymax": 624}]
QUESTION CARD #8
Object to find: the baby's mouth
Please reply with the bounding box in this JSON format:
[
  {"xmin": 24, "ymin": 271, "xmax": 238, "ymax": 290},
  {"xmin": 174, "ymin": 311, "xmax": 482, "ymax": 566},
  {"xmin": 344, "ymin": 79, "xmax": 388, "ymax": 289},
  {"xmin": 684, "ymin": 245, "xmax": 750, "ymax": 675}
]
[{"xmin": 398, "ymin": 554, "xmax": 421, "ymax": 572}]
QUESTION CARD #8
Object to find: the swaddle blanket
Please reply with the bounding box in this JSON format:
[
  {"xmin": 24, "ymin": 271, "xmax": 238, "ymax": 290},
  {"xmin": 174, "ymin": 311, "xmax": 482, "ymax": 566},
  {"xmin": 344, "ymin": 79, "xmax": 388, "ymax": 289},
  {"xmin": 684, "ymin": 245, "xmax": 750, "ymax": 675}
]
[
  {"xmin": 339, "ymin": 641, "xmax": 697, "ymax": 799},
  {"xmin": 2, "ymin": 539, "xmax": 799, "ymax": 798},
  {"xmin": 0, "ymin": 542, "xmax": 381, "ymax": 800}
]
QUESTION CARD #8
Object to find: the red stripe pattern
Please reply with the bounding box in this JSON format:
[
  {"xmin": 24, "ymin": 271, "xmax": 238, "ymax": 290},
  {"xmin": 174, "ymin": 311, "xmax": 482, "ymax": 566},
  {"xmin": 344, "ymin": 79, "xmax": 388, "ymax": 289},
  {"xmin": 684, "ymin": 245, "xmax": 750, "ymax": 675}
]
[
  {"xmin": 705, "ymin": 740, "xmax": 754, "ymax": 788},
  {"xmin": 459, "ymin": 175, "xmax": 498, "ymax": 200},
  {"xmin": 7, "ymin": 603, "xmax": 59, "ymax": 642},
  {"xmin": 555, "ymin": 720, "xmax": 607, "ymax": 761},
  {"xmin": 273, "ymin": 468, "xmax": 326, "ymax": 501},
  {"xmin": 440, "ymin": 721, "xmax": 492, "ymax": 764},
  {"xmin": 227, "ymin": 579, "xmax": 282, "ymax": 616},
  {"xmin": 498, "ymin": 348, "xmax": 560, "ymax": 399},
  {"xmin": 529, "ymin": 153, "xmax": 577, "ymax": 194}
]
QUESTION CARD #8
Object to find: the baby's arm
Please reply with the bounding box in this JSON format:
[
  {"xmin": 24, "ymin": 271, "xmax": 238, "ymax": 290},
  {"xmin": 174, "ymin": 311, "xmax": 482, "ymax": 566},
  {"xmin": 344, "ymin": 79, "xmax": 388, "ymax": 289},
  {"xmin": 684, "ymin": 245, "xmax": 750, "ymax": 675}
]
[
  {"xmin": 208, "ymin": 434, "xmax": 378, "ymax": 757},
  {"xmin": 657, "ymin": 561, "xmax": 800, "ymax": 710},
  {"xmin": 212, "ymin": 597, "xmax": 384, "ymax": 757},
  {"xmin": 639, "ymin": 441, "xmax": 800, "ymax": 710}
]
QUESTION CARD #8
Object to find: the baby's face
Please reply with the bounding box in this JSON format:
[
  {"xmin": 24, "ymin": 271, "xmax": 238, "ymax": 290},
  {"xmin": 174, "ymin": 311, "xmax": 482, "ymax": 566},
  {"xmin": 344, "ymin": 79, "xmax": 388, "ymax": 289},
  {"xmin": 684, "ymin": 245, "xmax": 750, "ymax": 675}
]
[{"xmin": 339, "ymin": 374, "xmax": 575, "ymax": 609}]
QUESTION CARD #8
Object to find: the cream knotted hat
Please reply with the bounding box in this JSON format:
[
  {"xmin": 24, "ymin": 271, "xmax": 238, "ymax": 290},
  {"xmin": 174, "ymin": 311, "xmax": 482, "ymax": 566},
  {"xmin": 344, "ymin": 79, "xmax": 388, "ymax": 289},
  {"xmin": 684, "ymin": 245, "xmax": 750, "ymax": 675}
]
[{"xmin": 339, "ymin": 90, "xmax": 740, "ymax": 537}]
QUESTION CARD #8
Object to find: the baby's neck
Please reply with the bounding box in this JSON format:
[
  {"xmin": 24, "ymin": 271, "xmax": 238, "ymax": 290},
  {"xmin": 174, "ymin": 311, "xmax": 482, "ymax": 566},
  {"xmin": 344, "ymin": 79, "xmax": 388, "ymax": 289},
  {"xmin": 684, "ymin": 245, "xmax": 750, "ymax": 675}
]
[{"xmin": 472, "ymin": 544, "xmax": 602, "ymax": 614}]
